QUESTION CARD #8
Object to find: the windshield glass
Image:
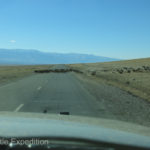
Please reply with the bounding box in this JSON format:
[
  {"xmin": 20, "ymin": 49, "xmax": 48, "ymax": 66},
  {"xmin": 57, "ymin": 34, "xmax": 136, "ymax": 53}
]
[{"xmin": 0, "ymin": 0, "xmax": 150, "ymax": 148}]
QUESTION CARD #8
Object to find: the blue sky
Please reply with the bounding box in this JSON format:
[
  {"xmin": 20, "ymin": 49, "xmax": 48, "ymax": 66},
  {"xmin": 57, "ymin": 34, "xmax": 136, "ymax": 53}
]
[{"xmin": 0, "ymin": 0, "xmax": 150, "ymax": 59}]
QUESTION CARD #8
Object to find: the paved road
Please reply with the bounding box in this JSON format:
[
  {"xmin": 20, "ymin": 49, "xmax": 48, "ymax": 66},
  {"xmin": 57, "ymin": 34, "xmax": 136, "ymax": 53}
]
[
  {"xmin": 0, "ymin": 65, "xmax": 101, "ymax": 117},
  {"xmin": 0, "ymin": 64, "xmax": 150, "ymax": 127},
  {"xmin": 51, "ymin": 64, "xmax": 69, "ymax": 70}
]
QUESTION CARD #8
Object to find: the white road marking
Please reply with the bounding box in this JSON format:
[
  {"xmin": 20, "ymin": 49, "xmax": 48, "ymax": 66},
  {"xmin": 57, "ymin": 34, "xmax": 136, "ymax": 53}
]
[
  {"xmin": 37, "ymin": 86, "xmax": 42, "ymax": 90},
  {"xmin": 14, "ymin": 104, "xmax": 24, "ymax": 112}
]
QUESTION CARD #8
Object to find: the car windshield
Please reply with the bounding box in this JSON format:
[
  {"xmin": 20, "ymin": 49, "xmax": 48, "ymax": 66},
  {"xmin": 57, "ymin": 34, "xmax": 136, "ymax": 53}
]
[{"xmin": 0, "ymin": 0, "xmax": 150, "ymax": 149}]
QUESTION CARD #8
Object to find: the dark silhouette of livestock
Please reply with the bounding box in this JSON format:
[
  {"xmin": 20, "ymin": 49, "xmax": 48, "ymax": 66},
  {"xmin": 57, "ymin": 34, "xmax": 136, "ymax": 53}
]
[{"xmin": 34, "ymin": 68, "xmax": 83, "ymax": 74}]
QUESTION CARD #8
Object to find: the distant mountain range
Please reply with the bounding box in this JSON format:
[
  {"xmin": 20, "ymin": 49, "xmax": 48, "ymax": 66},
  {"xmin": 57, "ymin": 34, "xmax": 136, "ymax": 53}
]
[{"xmin": 0, "ymin": 49, "xmax": 119, "ymax": 65}]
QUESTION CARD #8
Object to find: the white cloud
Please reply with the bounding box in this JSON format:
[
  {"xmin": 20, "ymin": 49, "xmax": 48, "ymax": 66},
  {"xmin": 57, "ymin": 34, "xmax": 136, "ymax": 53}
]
[{"xmin": 10, "ymin": 40, "xmax": 16, "ymax": 43}]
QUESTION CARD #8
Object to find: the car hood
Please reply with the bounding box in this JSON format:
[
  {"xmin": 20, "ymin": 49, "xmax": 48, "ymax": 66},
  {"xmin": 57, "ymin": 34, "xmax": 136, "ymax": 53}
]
[{"xmin": 0, "ymin": 111, "xmax": 150, "ymax": 148}]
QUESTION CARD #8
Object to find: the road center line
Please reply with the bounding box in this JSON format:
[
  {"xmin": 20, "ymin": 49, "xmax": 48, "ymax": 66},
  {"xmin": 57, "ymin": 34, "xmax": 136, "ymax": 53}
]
[{"xmin": 14, "ymin": 104, "xmax": 24, "ymax": 112}]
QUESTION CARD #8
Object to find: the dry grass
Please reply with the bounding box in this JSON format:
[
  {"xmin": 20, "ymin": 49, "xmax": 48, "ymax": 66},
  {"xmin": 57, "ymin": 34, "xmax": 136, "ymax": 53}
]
[
  {"xmin": 68, "ymin": 58, "xmax": 150, "ymax": 101},
  {"xmin": 0, "ymin": 65, "xmax": 53, "ymax": 85}
]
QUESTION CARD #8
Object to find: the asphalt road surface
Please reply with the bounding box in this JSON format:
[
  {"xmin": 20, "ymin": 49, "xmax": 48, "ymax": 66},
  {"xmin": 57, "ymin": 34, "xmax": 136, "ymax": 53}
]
[
  {"xmin": 0, "ymin": 65, "xmax": 101, "ymax": 117},
  {"xmin": 0, "ymin": 64, "xmax": 150, "ymax": 126},
  {"xmin": 51, "ymin": 64, "xmax": 69, "ymax": 70}
]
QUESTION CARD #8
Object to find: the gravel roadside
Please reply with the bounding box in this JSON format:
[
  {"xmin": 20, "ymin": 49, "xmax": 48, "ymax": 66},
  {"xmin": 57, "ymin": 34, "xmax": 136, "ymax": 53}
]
[{"xmin": 73, "ymin": 73, "xmax": 150, "ymax": 127}]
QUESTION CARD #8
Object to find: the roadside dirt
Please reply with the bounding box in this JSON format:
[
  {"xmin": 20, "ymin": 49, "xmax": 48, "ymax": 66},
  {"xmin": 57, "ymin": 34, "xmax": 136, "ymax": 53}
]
[
  {"xmin": 67, "ymin": 58, "xmax": 150, "ymax": 101},
  {"xmin": 73, "ymin": 72, "xmax": 150, "ymax": 127}
]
